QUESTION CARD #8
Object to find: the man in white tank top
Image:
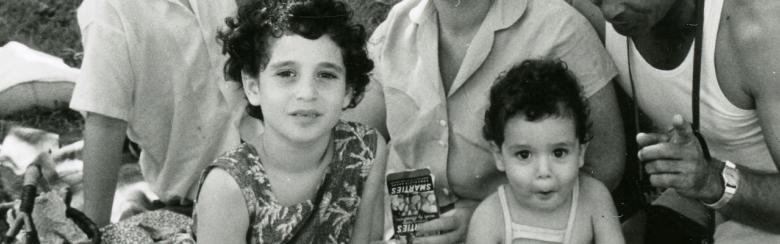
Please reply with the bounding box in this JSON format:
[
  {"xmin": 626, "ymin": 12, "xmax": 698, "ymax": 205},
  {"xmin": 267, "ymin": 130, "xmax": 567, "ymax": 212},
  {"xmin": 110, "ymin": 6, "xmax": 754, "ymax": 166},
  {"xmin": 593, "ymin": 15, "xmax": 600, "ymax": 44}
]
[{"xmin": 575, "ymin": 0, "xmax": 780, "ymax": 243}]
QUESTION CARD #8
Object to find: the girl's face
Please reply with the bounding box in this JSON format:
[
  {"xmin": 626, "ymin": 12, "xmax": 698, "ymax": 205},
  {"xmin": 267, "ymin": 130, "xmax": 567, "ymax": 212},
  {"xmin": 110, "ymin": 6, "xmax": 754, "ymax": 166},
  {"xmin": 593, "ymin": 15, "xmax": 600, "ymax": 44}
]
[
  {"xmin": 491, "ymin": 115, "xmax": 585, "ymax": 212},
  {"xmin": 243, "ymin": 34, "xmax": 351, "ymax": 145}
]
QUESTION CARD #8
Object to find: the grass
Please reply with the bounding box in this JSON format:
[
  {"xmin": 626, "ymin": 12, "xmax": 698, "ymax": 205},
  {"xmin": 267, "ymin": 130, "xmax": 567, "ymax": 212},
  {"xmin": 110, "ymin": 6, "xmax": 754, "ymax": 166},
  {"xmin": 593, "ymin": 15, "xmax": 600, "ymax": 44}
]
[
  {"xmin": 0, "ymin": 104, "xmax": 84, "ymax": 145},
  {"xmin": 0, "ymin": 0, "xmax": 398, "ymax": 139},
  {"xmin": 345, "ymin": 0, "xmax": 399, "ymax": 34},
  {"xmin": 0, "ymin": 0, "xmax": 83, "ymax": 67},
  {"xmin": 0, "ymin": 0, "xmax": 398, "ymax": 69}
]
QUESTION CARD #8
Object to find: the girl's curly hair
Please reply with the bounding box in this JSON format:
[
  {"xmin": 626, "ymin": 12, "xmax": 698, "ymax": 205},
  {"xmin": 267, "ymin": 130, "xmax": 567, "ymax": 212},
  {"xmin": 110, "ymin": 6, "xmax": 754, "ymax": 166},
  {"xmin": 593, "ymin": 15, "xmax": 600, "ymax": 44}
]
[
  {"xmin": 218, "ymin": 0, "xmax": 374, "ymax": 120},
  {"xmin": 483, "ymin": 59, "xmax": 592, "ymax": 146}
]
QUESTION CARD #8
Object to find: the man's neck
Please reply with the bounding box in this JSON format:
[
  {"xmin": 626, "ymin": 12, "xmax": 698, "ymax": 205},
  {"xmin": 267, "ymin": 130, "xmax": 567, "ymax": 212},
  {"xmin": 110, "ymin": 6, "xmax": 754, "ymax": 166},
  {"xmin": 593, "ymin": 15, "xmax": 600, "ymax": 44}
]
[
  {"xmin": 433, "ymin": 0, "xmax": 493, "ymax": 36},
  {"xmin": 648, "ymin": 0, "xmax": 697, "ymax": 38},
  {"xmin": 630, "ymin": 0, "xmax": 698, "ymax": 69}
]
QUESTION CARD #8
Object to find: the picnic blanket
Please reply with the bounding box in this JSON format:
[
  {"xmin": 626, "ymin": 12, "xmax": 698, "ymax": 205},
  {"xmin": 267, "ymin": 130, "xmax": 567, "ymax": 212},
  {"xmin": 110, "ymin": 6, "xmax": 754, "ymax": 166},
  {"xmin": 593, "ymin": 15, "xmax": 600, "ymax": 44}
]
[{"xmin": 0, "ymin": 41, "xmax": 79, "ymax": 115}]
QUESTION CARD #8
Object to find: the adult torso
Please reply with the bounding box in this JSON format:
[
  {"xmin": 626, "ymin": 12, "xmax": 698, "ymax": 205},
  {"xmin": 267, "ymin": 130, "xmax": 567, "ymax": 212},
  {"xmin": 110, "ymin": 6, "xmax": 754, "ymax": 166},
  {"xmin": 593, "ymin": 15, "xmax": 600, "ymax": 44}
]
[
  {"xmin": 371, "ymin": 0, "xmax": 615, "ymax": 206},
  {"xmin": 605, "ymin": 0, "xmax": 773, "ymax": 172},
  {"xmin": 604, "ymin": 0, "xmax": 778, "ymax": 241},
  {"xmin": 78, "ymin": 0, "xmax": 243, "ymax": 202}
]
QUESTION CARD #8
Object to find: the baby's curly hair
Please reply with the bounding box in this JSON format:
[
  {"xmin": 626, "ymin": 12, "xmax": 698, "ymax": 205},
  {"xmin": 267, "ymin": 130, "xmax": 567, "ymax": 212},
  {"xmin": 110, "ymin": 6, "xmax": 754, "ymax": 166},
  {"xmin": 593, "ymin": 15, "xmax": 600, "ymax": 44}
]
[
  {"xmin": 483, "ymin": 59, "xmax": 591, "ymax": 147},
  {"xmin": 218, "ymin": 0, "xmax": 373, "ymax": 120}
]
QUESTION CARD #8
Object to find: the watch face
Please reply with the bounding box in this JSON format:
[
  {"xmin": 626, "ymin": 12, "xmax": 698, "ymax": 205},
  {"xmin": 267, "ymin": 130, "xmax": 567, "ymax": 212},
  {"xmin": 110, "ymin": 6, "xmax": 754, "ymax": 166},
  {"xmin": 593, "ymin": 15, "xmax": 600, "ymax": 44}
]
[
  {"xmin": 724, "ymin": 169, "xmax": 738, "ymax": 187},
  {"xmin": 723, "ymin": 163, "xmax": 739, "ymax": 195}
]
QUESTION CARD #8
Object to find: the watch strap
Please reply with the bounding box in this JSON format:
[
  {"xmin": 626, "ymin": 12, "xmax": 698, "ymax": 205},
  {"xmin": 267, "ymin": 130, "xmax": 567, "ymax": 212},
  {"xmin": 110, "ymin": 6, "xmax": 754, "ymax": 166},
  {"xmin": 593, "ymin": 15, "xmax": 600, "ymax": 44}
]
[{"xmin": 703, "ymin": 160, "xmax": 738, "ymax": 209}]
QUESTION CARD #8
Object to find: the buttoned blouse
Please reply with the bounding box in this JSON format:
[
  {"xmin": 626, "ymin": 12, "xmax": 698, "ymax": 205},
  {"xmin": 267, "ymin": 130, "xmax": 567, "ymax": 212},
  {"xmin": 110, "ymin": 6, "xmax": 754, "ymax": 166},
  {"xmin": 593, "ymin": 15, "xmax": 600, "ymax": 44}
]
[{"xmin": 369, "ymin": 0, "xmax": 617, "ymax": 205}]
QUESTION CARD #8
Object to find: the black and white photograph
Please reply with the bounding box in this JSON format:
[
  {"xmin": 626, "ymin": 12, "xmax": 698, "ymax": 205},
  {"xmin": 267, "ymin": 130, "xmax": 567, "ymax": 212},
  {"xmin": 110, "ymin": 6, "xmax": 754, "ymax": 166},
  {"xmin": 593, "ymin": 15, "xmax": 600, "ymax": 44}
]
[{"xmin": 1, "ymin": 0, "xmax": 779, "ymax": 243}]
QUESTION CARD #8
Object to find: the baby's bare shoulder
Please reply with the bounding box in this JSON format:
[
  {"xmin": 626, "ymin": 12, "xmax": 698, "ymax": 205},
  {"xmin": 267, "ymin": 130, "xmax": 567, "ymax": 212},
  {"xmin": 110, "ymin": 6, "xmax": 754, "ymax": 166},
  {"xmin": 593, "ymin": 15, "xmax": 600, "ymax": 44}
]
[
  {"xmin": 473, "ymin": 192, "xmax": 502, "ymax": 223},
  {"xmin": 467, "ymin": 192, "xmax": 504, "ymax": 243},
  {"xmin": 578, "ymin": 174, "xmax": 615, "ymax": 212}
]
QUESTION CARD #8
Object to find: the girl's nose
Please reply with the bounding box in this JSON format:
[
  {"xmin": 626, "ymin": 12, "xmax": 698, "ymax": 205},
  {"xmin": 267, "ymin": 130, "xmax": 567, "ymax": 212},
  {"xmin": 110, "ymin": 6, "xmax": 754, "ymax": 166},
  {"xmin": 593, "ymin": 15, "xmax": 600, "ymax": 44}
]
[{"xmin": 295, "ymin": 78, "xmax": 318, "ymax": 100}]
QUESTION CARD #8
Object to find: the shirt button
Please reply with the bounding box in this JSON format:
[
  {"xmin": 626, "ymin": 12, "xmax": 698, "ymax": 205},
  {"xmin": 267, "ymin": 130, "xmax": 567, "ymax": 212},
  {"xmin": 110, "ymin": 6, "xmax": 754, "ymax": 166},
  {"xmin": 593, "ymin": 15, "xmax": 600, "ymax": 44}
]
[
  {"xmin": 437, "ymin": 140, "xmax": 447, "ymax": 147},
  {"xmin": 439, "ymin": 120, "xmax": 447, "ymax": 127}
]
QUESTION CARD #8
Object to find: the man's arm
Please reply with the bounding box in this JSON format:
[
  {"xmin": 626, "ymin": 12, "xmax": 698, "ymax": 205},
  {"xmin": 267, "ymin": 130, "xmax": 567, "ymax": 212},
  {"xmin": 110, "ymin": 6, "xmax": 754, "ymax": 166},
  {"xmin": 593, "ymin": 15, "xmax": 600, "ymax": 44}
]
[
  {"xmin": 584, "ymin": 83, "xmax": 626, "ymax": 190},
  {"xmin": 82, "ymin": 113, "xmax": 127, "ymax": 227},
  {"xmin": 554, "ymin": 9, "xmax": 625, "ymax": 190},
  {"xmin": 715, "ymin": 0, "xmax": 780, "ymax": 231},
  {"xmin": 567, "ymin": 0, "xmax": 606, "ymax": 42}
]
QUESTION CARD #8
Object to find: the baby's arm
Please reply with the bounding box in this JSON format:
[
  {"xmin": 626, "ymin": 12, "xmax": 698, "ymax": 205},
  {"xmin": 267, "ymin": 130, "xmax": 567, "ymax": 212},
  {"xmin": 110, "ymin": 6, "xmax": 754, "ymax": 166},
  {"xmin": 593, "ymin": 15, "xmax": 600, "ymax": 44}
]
[
  {"xmin": 196, "ymin": 169, "xmax": 250, "ymax": 244},
  {"xmin": 351, "ymin": 134, "xmax": 388, "ymax": 243},
  {"xmin": 583, "ymin": 176, "xmax": 625, "ymax": 244},
  {"xmin": 465, "ymin": 193, "xmax": 502, "ymax": 244}
]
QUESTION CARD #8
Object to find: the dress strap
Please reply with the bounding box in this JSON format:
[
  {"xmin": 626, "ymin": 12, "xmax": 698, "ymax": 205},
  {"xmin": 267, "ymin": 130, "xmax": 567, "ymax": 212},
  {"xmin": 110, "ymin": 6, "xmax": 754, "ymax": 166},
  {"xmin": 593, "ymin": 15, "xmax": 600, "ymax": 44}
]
[
  {"xmin": 499, "ymin": 181, "xmax": 578, "ymax": 243},
  {"xmin": 562, "ymin": 178, "xmax": 580, "ymax": 244},
  {"xmin": 498, "ymin": 185, "xmax": 514, "ymax": 244}
]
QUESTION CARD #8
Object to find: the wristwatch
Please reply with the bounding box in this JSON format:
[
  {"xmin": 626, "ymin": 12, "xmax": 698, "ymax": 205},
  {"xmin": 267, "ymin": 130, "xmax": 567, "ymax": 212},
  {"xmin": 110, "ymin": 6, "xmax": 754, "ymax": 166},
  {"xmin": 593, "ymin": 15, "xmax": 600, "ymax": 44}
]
[{"xmin": 703, "ymin": 160, "xmax": 739, "ymax": 209}]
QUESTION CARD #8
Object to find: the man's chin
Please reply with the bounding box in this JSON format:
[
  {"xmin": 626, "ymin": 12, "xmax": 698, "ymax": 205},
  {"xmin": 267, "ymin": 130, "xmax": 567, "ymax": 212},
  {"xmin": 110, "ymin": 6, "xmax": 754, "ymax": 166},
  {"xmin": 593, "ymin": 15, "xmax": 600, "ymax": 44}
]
[{"xmin": 611, "ymin": 22, "xmax": 647, "ymax": 37}]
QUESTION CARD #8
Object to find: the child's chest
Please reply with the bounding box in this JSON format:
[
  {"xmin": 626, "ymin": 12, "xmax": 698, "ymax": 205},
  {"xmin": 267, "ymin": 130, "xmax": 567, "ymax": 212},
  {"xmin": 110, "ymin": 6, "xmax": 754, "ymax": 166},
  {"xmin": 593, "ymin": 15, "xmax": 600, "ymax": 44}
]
[
  {"xmin": 507, "ymin": 212, "xmax": 593, "ymax": 244},
  {"xmin": 265, "ymin": 168, "xmax": 327, "ymax": 206},
  {"xmin": 508, "ymin": 197, "xmax": 594, "ymax": 244}
]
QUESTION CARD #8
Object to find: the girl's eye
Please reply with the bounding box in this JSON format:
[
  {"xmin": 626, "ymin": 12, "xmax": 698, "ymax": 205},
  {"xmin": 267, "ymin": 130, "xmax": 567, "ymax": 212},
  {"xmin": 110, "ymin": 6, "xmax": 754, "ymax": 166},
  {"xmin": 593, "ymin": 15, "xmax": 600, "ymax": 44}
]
[
  {"xmin": 276, "ymin": 70, "xmax": 296, "ymax": 78},
  {"xmin": 317, "ymin": 72, "xmax": 338, "ymax": 80},
  {"xmin": 515, "ymin": 151, "xmax": 530, "ymax": 159},
  {"xmin": 553, "ymin": 149, "xmax": 568, "ymax": 158}
]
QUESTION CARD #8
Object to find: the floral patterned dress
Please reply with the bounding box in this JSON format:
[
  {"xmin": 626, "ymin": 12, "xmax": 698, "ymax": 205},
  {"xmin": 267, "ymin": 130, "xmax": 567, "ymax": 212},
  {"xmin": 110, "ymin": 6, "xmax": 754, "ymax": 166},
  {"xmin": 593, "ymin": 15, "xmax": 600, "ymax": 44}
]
[{"xmin": 194, "ymin": 121, "xmax": 378, "ymax": 244}]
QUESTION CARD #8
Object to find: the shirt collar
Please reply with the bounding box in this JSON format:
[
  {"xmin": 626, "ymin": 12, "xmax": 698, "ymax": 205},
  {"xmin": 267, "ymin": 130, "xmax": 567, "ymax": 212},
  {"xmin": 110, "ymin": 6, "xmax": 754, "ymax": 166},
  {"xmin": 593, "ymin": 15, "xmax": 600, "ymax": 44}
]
[
  {"xmin": 408, "ymin": 0, "xmax": 527, "ymax": 31},
  {"xmin": 409, "ymin": 0, "xmax": 434, "ymax": 24}
]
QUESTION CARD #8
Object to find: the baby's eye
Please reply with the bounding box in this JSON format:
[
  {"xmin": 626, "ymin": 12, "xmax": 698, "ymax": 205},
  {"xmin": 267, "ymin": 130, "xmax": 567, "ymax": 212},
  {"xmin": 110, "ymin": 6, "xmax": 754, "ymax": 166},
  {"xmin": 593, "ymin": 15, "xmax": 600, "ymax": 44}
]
[
  {"xmin": 515, "ymin": 151, "xmax": 530, "ymax": 159},
  {"xmin": 317, "ymin": 71, "xmax": 339, "ymax": 80},
  {"xmin": 553, "ymin": 149, "xmax": 568, "ymax": 158}
]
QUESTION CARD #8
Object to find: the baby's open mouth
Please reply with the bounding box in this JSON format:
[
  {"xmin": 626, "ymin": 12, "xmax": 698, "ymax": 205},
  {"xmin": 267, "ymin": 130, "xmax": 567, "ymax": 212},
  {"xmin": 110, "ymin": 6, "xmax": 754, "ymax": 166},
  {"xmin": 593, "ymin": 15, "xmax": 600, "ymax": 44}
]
[{"xmin": 536, "ymin": 190, "xmax": 556, "ymax": 199}]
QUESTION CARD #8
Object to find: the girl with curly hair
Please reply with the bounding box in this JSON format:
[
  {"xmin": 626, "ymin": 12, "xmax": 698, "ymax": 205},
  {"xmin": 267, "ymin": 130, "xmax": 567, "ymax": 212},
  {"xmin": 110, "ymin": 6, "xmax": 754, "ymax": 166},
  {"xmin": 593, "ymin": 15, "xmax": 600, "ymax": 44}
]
[{"xmin": 193, "ymin": 0, "xmax": 386, "ymax": 243}]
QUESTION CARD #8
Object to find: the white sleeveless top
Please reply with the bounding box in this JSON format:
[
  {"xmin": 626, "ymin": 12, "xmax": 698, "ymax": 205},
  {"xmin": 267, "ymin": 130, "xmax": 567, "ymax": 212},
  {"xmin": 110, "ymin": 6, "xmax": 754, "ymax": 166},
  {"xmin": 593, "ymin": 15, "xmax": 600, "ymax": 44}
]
[
  {"xmin": 605, "ymin": 0, "xmax": 774, "ymax": 173},
  {"xmin": 605, "ymin": 0, "xmax": 780, "ymax": 242},
  {"xmin": 498, "ymin": 181, "xmax": 579, "ymax": 244}
]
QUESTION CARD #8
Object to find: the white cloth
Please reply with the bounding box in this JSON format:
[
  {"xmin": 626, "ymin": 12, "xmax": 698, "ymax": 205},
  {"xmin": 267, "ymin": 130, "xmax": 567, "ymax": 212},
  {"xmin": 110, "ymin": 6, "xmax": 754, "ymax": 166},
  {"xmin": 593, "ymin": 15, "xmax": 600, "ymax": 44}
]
[
  {"xmin": 71, "ymin": 0, "xmax": 244, "ymax": 203},
  {"xmin": 605, "ymin": 0, "xmax": 779, "ymax": 242},
  {"xmin": 0, "ymin": 41, "xmax": 78, "ymax": 115}
]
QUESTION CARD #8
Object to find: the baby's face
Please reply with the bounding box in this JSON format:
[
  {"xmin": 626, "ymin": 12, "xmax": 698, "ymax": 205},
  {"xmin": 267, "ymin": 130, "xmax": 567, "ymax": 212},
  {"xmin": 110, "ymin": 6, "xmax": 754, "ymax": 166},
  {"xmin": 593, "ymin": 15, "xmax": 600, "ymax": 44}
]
[{"xmin": 491, "ymin": 115, "xmax": 584, "ymax": 212}]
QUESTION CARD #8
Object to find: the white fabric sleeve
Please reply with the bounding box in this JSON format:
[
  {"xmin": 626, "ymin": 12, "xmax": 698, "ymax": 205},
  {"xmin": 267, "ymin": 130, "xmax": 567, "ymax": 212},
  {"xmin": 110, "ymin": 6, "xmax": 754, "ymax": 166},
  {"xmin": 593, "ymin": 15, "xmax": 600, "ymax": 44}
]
[
  {"xmin": 552, "ymin": 11, "xmax": 618, "ymax": 98},
  {"xmin": 70, "ymin": 0, "xmax": 133, "ymax": 121}
]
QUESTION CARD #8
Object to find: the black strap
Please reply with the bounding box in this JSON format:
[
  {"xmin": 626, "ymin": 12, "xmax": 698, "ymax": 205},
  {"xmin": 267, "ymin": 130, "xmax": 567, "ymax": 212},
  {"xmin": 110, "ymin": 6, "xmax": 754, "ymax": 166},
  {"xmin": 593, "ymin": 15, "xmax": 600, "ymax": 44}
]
[
  {"xmin": 626, "ymin": 0, "xmax": 715, "ymax": 239},
  {"xmin": 692, "ymin": 0, "xmax": 704, "ymax": 132},
  {"xmin": 692, "ymin": 0, "xmax": 716, "ymax": 240},
  {"xmin": 692, "ymin": 0, "xmax": 713, "ymax": 162},
  {"xmin": 626, "ymin": 0, "xmax": 710, "ymax": 178}
]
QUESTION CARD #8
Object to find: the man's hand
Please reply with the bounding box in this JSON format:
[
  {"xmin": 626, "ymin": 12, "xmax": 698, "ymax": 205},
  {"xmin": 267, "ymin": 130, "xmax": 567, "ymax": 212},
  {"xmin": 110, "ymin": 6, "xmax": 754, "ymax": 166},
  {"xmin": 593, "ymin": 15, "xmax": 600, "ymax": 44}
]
[
  {"xmin": 412, "ymin": 200, "xmax": 477, "ymax": 244},
  {"xmin": 637, "ymin": 114, "xmax": 724, "ymax": 203}
]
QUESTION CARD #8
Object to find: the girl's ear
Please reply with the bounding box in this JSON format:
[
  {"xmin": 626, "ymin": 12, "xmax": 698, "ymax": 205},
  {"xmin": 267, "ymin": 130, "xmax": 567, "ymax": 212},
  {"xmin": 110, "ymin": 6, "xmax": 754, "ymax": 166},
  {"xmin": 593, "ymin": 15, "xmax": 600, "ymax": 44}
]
[
  {"xmin": 341, "ymin": 86, "xmax": 353, "ymax": 109},
  {"xmin": 241, "ymin": 70, "xmax": 262, "ymax": 105},
  {"xmin": 578, "ymin": 143, "xmax": 589, "ymax": 168},
  {"xmin": 490, "ymin": 142, "xmax": 506, "ymax": 171}
]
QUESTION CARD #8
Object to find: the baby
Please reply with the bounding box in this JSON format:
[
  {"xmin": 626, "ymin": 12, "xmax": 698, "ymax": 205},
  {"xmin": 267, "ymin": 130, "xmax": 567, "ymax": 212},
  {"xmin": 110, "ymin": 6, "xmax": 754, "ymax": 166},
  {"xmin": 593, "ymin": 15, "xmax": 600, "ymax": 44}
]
[{"xmin": 467, "ymin": 59, "xmax": 624, "ymax": 244}]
